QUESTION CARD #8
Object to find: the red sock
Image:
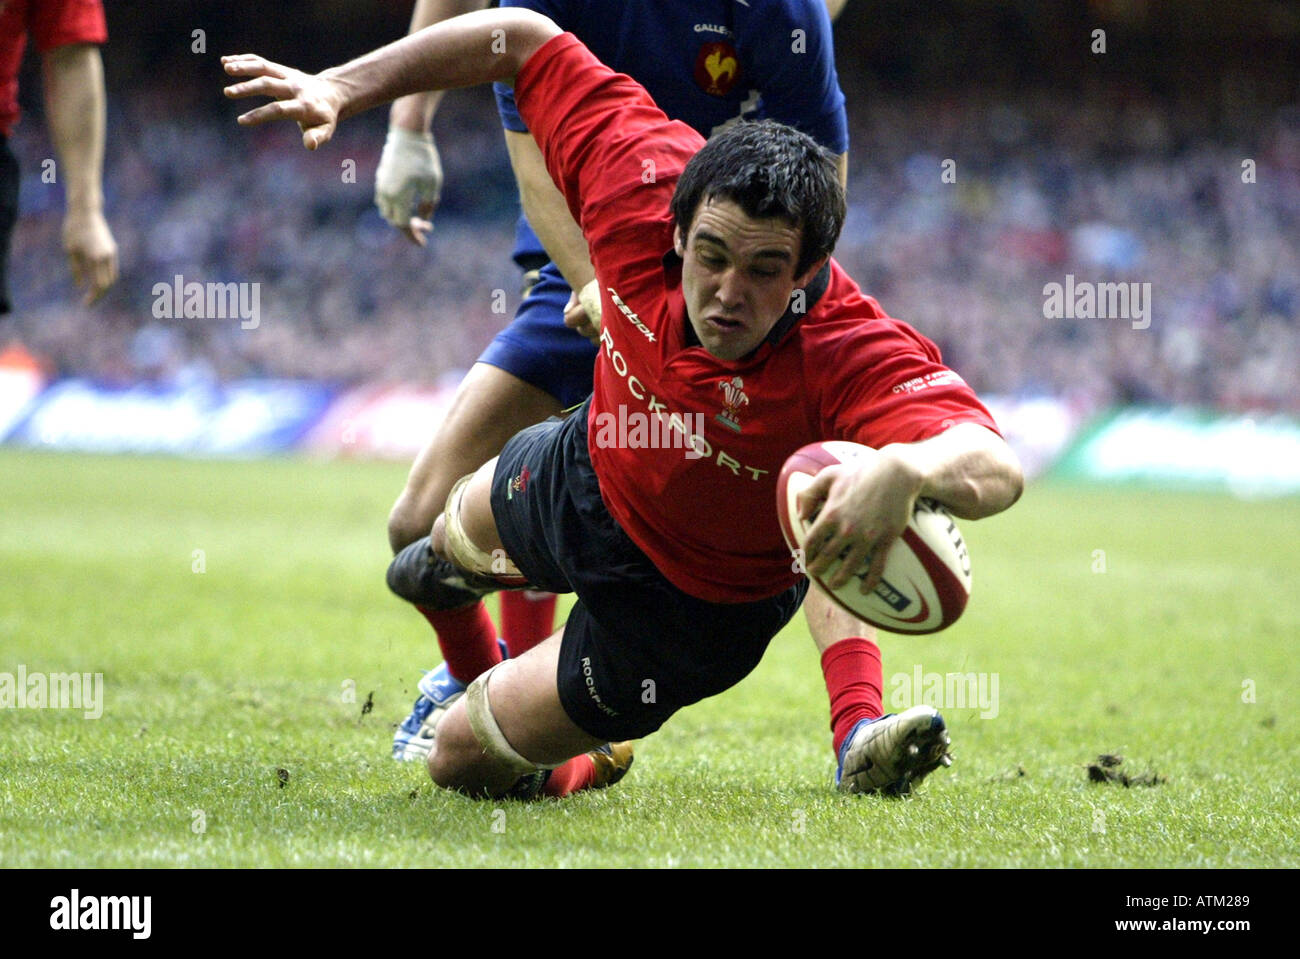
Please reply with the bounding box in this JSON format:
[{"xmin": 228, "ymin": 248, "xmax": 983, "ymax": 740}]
[
  {"xmin": 821, "ymin": 637, "xmax": 884, "ymax": 757},
  {"xmin": 541, "ymin": 755, "xmax": 596, "ymax": 798},
  {"xmin": 499, "ymin": 590, "xmax": 557, "ymax": 657},
  {"xmin": 415, "ymin": 602, "xmax": 501, "ymax": 684}
]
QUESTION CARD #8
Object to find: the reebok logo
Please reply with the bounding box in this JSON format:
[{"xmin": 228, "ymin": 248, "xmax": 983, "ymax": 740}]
[{"xmin": 607, "ymin": 288, "xmax": 657, "ymax": 342}]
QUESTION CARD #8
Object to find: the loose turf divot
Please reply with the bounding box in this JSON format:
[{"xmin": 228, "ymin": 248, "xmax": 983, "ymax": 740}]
[{"xmin": 1085, "ymin": 754, "xmax": 1165, "ymax": 787}]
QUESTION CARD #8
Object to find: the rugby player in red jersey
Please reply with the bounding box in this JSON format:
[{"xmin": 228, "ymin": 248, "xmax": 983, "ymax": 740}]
[
  {"xmin": 224, "ymin": 8, "xmax": 1023, "ymax": 799},
  {"xmin": 375, "ymin": 0, "xmax": 873, "ymax": 777}
]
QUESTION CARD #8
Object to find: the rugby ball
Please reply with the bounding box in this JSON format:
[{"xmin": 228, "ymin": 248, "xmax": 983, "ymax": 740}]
[{"xmin": 776, "ymin": 441, "xmax": 972, "ymax": 634}]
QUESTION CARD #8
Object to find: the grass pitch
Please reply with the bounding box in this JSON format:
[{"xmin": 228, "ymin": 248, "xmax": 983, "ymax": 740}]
[{"xmin": 1, "ymin": 449, "xmax": 1297, "ymax": 868}]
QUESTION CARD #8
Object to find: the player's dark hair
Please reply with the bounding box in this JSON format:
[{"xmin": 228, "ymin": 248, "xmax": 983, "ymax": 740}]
[{"xmin": 671, "ymin": 120, "xmax": 845, "ymax": 277}]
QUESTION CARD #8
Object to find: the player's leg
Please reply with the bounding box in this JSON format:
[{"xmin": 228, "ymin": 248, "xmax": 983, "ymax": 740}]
[
  {"xmin": 427, "ymin": 630, "xmax": 607, "ymax": 798},
  {"xmin": 429, "ymin": 454, "xmax": 508, "ymax": 565},
  {"xmin": 385, "ymin": 363, "xmax": 564, "ymax": 761},
  {"xmin": 480, "ymin": 394, "xmax": 813, "ymax": 798},
  {"xmin": 425, "ymin": 457, "xmax": 631, "ymax": 798},
  {"xmin": 468, "ymin": 263, "xmax": 598, "ymax": 658},
  {"xmin": 498, "ymin": 589, "xmax": 558, "ymax": 657},
  {"xmin": 806, "ymin": 582, "xmax": 885, "ymax": 746},
  {"xmin": 805, "ymin": 586, "xmax": 952, "ymax": 795},
  {"xmin": 388, "ymin": 265, "xmax": 590, "ymax": 761}
]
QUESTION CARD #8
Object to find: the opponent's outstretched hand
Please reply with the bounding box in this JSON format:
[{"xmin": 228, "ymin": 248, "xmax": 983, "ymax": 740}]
[{"xmin": 222, "ymin": 55, "xmax": 345, "ymax": 150}]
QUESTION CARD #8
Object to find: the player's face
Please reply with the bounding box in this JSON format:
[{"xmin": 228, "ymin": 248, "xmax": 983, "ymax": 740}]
[{"xmin": 675, "ymin": 198, "xmax": 822, "ymax": 361}]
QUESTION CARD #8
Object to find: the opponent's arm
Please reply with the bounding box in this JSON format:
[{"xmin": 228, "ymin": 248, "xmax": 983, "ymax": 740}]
[
  {"xmin": 223, "ymin": 9, "xmax": 563, "ymax": 149},
  {"xmin": 826, "ymin": 0, "xmax": 849, "ymax": 184},
  {"xmin": 378, "ymin": 0, "xmax": 490, "ymax": 245},
  {"xmin": 827, "ymin": 0, "xmax": 848, "ymax": 189},
  {"xmin": 755, "ymin": 0, "xmax": 849, "ymax": 191},
  {"xmin": 43, "ymin": 43, "xmax": 118, "ymax": 304},
  {"xmin": 388, "ymin": 0, "xmax": 489, "ymax": 133},
  {"xmin": 504, "ymin": 130, "xmax": 595, "ymax": 297},
  {"xmin": 799, "ymin": 423, "xmax": 1023, "ymax": 592}
]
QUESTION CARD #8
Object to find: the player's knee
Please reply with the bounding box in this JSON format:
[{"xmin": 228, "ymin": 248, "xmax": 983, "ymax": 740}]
[
  {"xmin": 436, "ymin": 474, "xmax": 524, "ymax": 583},
  {"xmin": 426, "ymin": 708, "xmax": 490, "ymax": 795},
  {"xmin": 425, "ymin": 728, "xmax": 464, "ymax": 790},
  {"xmin": 458, "ymin": 466, "xmax": 505, "ymax": 555},
  {"xmin": 428, "ymin": 667, "xmax": 551, "ymax": 799}
]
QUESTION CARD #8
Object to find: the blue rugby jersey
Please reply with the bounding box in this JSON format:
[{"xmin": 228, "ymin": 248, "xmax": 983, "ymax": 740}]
[{"xmin": 493, "ymin": 0, "xmax": 848, "ymax": 265}]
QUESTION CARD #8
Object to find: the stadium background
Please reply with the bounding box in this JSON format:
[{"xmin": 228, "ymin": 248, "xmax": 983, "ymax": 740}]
[{"xmin": 2, "ymin": 0, "xmax": 1297, "ymax": 485}]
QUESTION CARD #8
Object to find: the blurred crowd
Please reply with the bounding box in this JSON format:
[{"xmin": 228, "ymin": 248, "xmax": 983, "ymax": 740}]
[
  {"xmin": 836, "ymin": 89, "xmax": 1300, "ymax": 414},
  {"xmin": 5, "ymin": 80, "xmax": 1298, "ymax": 413}
]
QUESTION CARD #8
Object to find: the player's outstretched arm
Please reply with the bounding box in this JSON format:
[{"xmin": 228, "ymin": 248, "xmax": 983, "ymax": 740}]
[
  {"xmin": 881, "ymin": 423, "xmax": 1024, "ymax": 521},
  {"xmin": 798, "ymin": 424, "xmax": 1023, "ymax": 593},
  {"xmin": 223, "ymin": 8, "xmax": 562, "ymax": 150},
  {"xmin": 378, "ymin": 0, "xmax": 490, "ymax": 246}
]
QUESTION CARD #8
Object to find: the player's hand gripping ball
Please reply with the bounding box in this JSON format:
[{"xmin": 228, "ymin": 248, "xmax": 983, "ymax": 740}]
[{"xmin": 777, "ymin": 441, "xmax": 972, "ymax": 633}]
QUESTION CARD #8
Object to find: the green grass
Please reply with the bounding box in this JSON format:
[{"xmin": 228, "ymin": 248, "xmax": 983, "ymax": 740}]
[{"xmin": 1, "ymin": 449, "xmax": 1297, "ymax": 867}]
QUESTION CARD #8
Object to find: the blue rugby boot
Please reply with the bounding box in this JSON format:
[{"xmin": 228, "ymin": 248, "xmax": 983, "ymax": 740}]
[{"xmin": 392, "ymin": 638, "xmax": 508, "ymax": 762}]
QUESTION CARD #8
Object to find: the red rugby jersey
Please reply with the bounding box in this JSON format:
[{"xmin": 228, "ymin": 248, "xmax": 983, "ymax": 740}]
[
  {"xmin": 515, "ymin": 34, "xmax": 1000, "ymax": 603},
  {"xmin": 1, "ymin": 0, "xmax": 107, "ymax": 137}
]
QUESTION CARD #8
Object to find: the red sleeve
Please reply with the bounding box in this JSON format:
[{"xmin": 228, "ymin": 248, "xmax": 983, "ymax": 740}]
[
  {"xmin": 512, "ymin": 32, "xmax": 703, "ymax": 246},
  {"xmin": 30, "ymin": 0, "xmax": 107, "ymax": 52},
  {"xmin": 817, "ymin": 314, "xmax": 1002, "ymax": 448}
]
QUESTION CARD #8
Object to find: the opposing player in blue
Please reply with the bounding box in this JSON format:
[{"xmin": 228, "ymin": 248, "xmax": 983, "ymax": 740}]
[{"xmin": 378, "ymin": 0, "xmax": 919, "ymax": 799}]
